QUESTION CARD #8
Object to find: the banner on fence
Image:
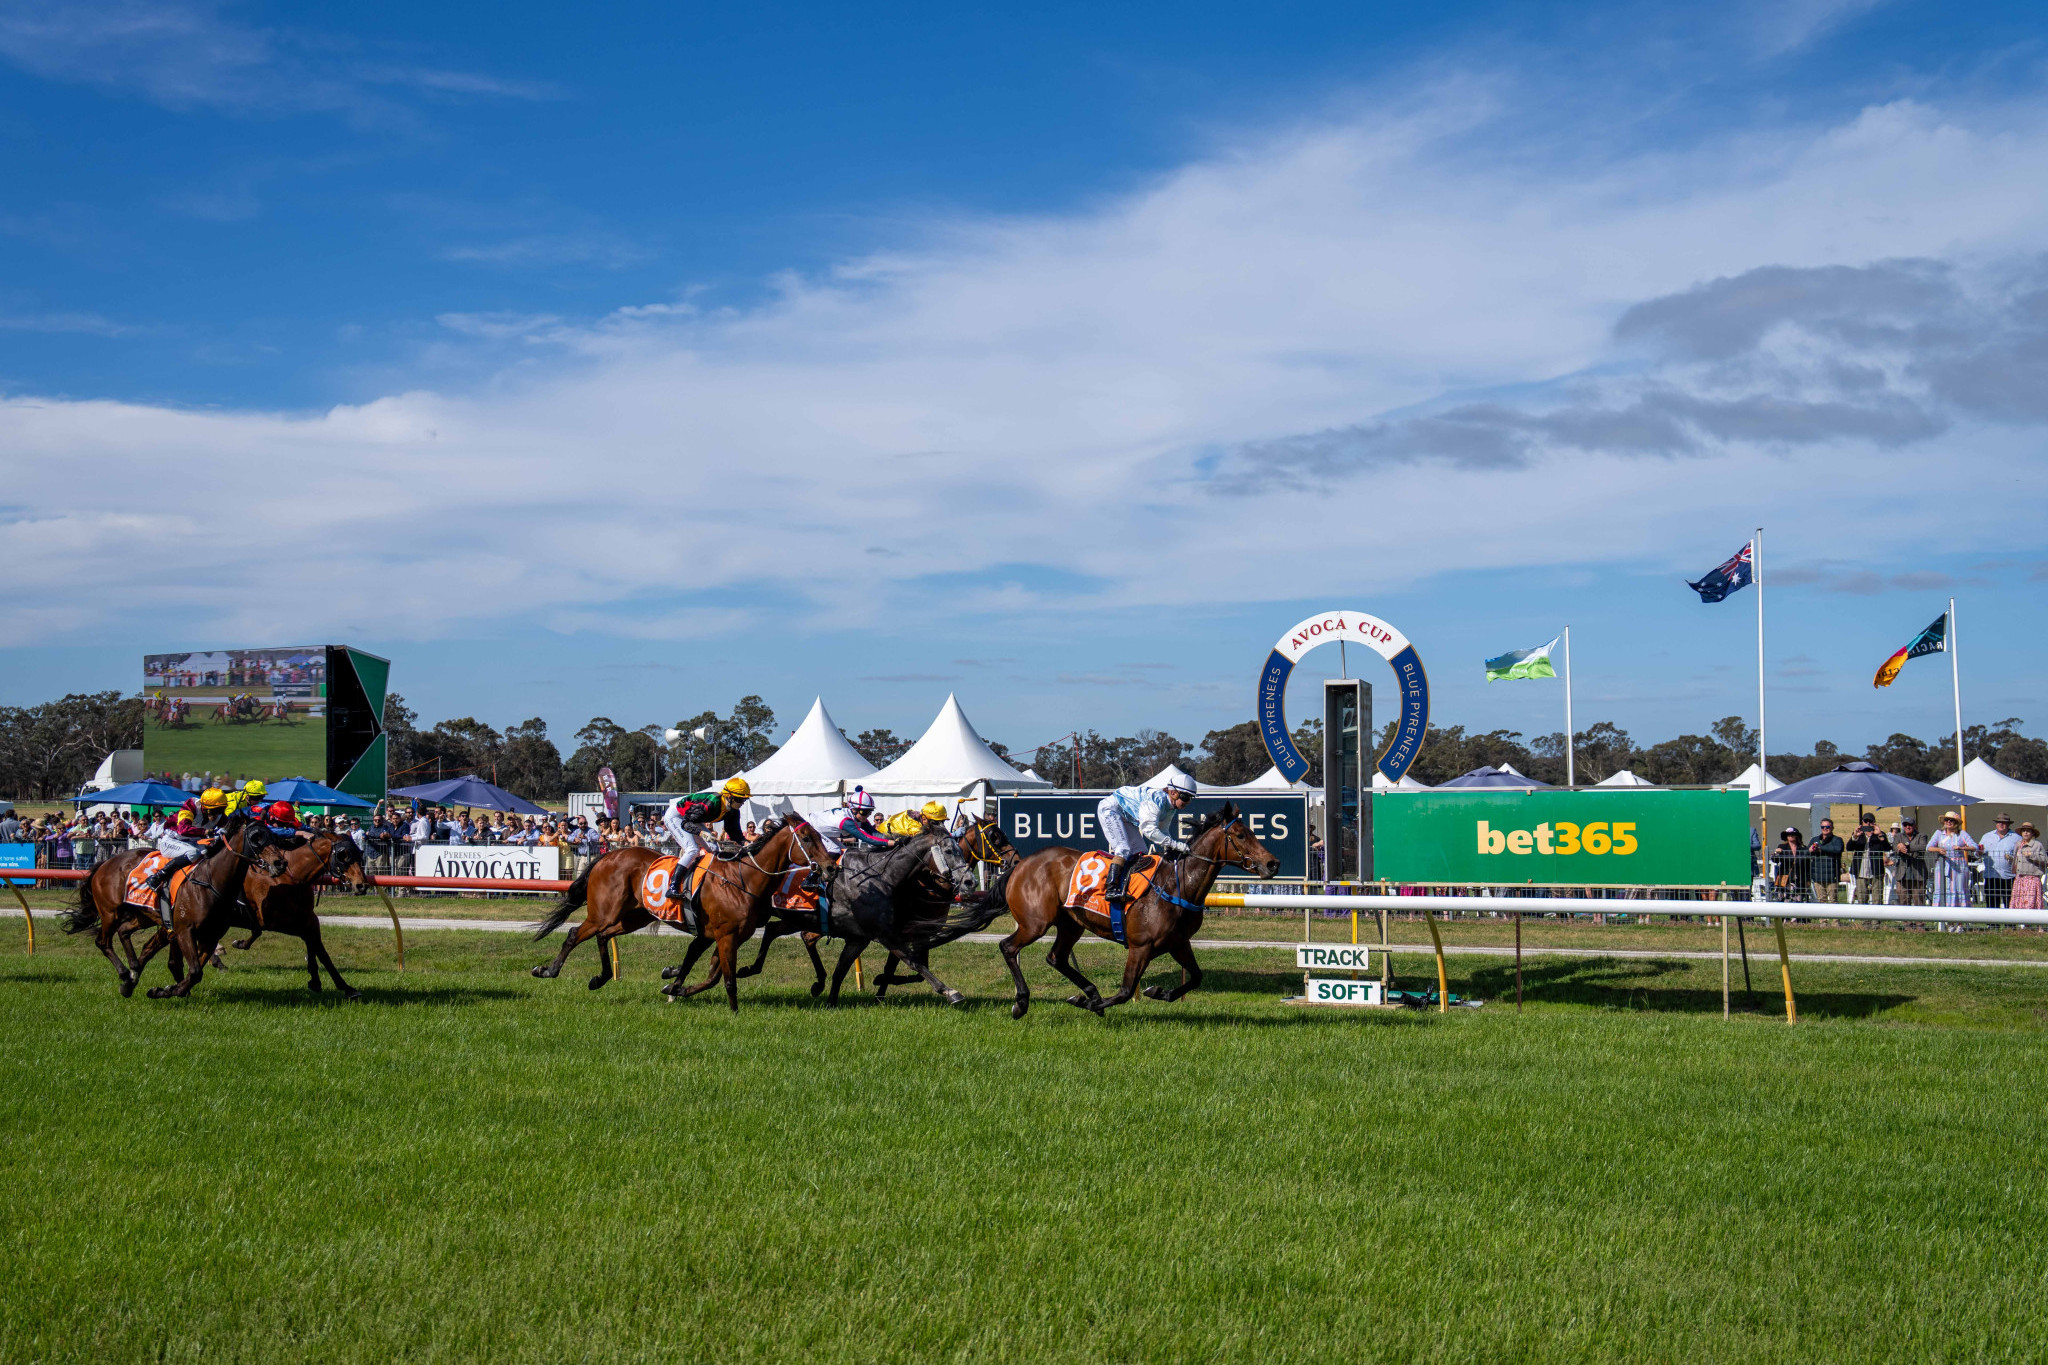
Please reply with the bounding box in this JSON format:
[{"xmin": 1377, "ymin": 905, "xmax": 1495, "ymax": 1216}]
[
  {"xmin": 0, "ymin": 843, "xmax": 33, "ymax": 887},
  {"xmin": 411, "ymin": 844, "xmax": 561, "ymax": 882},
  {"xmin": 1372, "ymin": 788, "xmax": 1751, "ymax": 886},
  {"xmin": 993, "ymin": 794, "xmax": 1310, "ymax": 879}
]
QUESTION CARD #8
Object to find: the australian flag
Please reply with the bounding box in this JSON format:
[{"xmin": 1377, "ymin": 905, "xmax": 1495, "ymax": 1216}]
[{"xmin": 1687, "ymin": 541, "xmax": 1753, "ymax": 603}]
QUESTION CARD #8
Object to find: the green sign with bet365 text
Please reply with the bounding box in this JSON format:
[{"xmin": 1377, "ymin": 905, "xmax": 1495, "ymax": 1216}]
[{"xmin": 1371, "ymin": 788, "xmax": 1751, "ymax": 887}]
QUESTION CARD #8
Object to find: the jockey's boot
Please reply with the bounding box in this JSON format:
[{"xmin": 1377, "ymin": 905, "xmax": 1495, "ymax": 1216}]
[
  {"xmin": 1103, "ymin": 856, "xmax": 1131, "ymax": 906},
  {"xmin": 145, "ymin": 852, "xmax": 196, "ymax": 896}
]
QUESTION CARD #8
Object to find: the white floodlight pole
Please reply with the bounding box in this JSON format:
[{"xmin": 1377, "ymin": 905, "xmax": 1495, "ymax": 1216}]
[
  {"xmin": 1951, "ymin": 597, "xmax": 1966, "ymax": 828},
  {"xmin": 1563, "ymin": 625, "xmax": 1574, "ymax": 788}
]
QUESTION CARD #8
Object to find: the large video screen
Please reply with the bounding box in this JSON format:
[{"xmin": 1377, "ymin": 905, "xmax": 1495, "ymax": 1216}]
[{"xmin": 142, "ymin": 647, "xmax": 328, "ymax": 786}]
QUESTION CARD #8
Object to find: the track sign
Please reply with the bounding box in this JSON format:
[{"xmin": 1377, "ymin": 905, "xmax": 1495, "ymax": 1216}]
[
  {"xmin": 1295, "ymin": 944, "xmax": 1371, "ymax": 971},
  {"xmin": 1304, "ymin": 978, "xmax": 1383, "ymax": 1006}
]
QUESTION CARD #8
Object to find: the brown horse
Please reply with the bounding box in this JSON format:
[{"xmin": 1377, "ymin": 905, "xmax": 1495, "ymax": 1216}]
[
  {"xmin": 530, "ymin": 818, "xmax": 831, "ymax": 1012},
  {"xmin": 64, "ymin": 841, "xmax": 172, "ymax": 995},
  {"xmin": 993, "ymin": 802, "xmax": 1279, "ymax": 1019},
  {"xmin": 217, "ymin": 832, "xmax": 376, "ymax": 999}
]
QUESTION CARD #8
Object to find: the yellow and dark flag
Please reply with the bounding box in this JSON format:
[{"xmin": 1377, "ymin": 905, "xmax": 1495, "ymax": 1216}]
[{"xmin": 1873, "ymin": 612, "xmax": 1947, "ymax": 688}]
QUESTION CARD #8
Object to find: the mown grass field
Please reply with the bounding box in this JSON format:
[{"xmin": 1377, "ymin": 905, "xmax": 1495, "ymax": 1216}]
[
  {"xmin": 141, "ymin": 711, "xmax": 325, "ymax": 781},
  {"xmin": 4, "ymin": 920, "xmax": 2047, "ymax": 1362}
]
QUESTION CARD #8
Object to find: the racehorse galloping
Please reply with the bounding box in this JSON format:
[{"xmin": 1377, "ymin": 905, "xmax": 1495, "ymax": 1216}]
[
  {"xmin": 223, "ymin": 831, "xmax": 376, "ymax": 999},
  {"xmin": 869, "ymin": 814, "xmax": 1018, "ymax": 999},
  {"xmin": 800, "ymin": 828, "xmax": 991, "ymax": 1007},
  {"xmin": 530, "ymin": 818, "xmax": 830, "ymax": 1012},
  {"xmin": 64, "ymin": 837, "xmax": 174, "ymax": 995},
  {"xmin": 992, "ymin": 802, "xmax": 1279, "ymax": 1019}
]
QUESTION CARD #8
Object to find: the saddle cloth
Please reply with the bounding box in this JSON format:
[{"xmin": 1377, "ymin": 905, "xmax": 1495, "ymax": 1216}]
[
  {"xmin": 122, "ymin": 852, "xmax": 195, "ymax": 914},
  {"xmin": 1064, "ymin": 852, "xmax": 1159, "ymax": 916},
  {"xmin": 771, "ymin": 868, "xmax": 819, "ymax": 913},
  {"xmin": 640, "ymin": 856, "xmax": 712, "ymax": 926}
]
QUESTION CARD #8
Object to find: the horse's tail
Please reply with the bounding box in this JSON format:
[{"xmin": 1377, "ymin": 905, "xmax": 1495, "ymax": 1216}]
[
  {"xmin": 905, "ymin": 888, "xmax": 1012, "ymax": 951},
  {"xmin": 61, "ymin": 876, "xmax": 101, "ymax": 935},
  {"xmin": 532, "ymin": 862, "xmax": 593, "ymax": 940}
]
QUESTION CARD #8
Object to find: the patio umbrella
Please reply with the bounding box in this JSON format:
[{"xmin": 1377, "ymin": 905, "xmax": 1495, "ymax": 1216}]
[
  {"xmin": 1436, "ymin": 765, "xmax": 1554, "ymax": 789},
  {"xmin": 69, "ymin": 780, "xmax": 199, "ymax": 809},
  {"xmin": 388, "ymin": 776, "xmax": 548, "ymax": 815},
  {"xmin": 260, "ymin": 777, "xmax": 375, "ymax": 809},
  {"xmin": 1757, "ymin": 761, "xmax": 1980, "ymax": 809}
]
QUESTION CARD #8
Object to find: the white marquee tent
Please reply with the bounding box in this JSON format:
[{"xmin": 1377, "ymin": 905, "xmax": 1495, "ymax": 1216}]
[
  {"xmin": 863, "ymin": 694, "xmax": 1052, "ymax": 813},
  {"xmin": 728, "ymin": 697, "xmax": 876, "ymax": 819},
  {"xmin": 1939, "ymin": 757, "xmax": 2048, "ymax": 806},
  {"xmin": 1594, "ymin": 769, "xmax": 1657, "ymax": 788},
  {"xmin": 1731, "ymin": 762, "xmax": 1785, "ymax": 798}
]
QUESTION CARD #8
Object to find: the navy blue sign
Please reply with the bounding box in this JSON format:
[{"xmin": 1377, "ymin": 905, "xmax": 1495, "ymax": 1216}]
[
  {"xmin": 993, "ymin": 794, "xmax": 1310, "ymax": 879},
  {"xmin": 1257, "ymin": 610, "xmax": 1429, "ymax": 784}
]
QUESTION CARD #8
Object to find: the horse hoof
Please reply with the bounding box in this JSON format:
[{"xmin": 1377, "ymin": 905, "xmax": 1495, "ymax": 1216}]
[
  {"xmin": 810, "ymin": 981, "xmax": 825, "ymax": 997},
  {"xmin": 345, "ymin": 991, "xmax": 363, "ymax": 1002},
  {"xmin": 1142, "ymin": 985, "xmax": 1168, "ymax": 1001},
  {"xmin": 146, "ymin": 987, "xmax": 169, "ymax": 999},
  {"xmin": 944, "ymin": 990, "xmax": 965, "ymax": 1006},
  {"xmin": 660, "ymin": 965, "xmax": 681, "ymax": 980},
  {"xmin": 588, "ymin": 977, "xmax": 607, "ymax": 990},
  {"xmin": 1011, "ymin": 999, "xmax": 1029, "ymax": 1020},
  {"xmin": 530, "ymin": 966, "xmax": 553, "ymax": 979}
]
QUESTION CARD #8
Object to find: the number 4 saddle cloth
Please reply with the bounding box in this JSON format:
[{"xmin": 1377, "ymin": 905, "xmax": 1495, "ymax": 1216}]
[
  {"xmin": 121, "ymin": 852, "xmax": 195, "ymax": 914},
  {"xmin": 639, "ymin": 857, "xmax": 714, "ymax": 926}
]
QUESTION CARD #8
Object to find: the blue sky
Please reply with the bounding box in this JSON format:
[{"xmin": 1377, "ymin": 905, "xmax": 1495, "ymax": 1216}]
[{"xmin": 3, "ymin": 0, "xmax": 2046, "ymax": 763}]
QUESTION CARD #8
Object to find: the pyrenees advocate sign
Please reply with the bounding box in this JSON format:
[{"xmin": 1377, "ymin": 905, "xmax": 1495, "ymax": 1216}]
[
  {"xmin": 414, "ymin": 844, "xmax": 561, "ymax": 882},
  {"xmin": 1372, "ymin": 789, "xmax": 1750, "ymax": 887},
  {"xmin": 994, "ymin": 794, "xmax": 1310, "ymax": 879}
]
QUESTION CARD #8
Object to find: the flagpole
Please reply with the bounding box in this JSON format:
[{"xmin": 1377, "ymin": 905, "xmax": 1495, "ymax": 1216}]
[
  {"xmin": 1563, "ymin": 625, "xmax": 1574, "ymax": 787},
  {"xmin": 1951, "ymin": 596, "xmax": 1965, "ymax": 829},
  {"xmin": 1755, "ymin": 528, "xmax": 1766, "ymax": 785}
]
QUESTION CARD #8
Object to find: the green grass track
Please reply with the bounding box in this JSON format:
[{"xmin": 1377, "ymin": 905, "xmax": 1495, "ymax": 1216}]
[{"xmin": 3, "ymin": 927, "xmax": 2045, "ymax": 1362}]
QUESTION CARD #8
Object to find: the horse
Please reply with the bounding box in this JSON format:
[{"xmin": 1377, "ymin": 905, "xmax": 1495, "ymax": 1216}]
[
  {"xmin": 798, "ymin": 828, "xmax": 990, "ymax": 1007},
  {"xmin": 728, "ymin": 813, "xmax": 1018, "ymax": 996},
  {"xmin": 991, "ymin": 802, "xmax": 1280, "ymax": 1019},
  {"xmin": 529, "ymin": 818, "xmax": 832, "ymax": 1012},
  {"xmin": 218, "ymin": 831, "xmax": 376, "ymax": 999},
  {"xmin": 63, "ymin": 816, "xmax": 288, "ymax": 999}
]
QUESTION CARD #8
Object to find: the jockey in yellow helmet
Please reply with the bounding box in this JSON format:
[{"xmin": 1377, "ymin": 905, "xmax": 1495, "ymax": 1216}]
[{"xmin": 658, "ymin": 777, "xmax": 751, "ymax": 921}]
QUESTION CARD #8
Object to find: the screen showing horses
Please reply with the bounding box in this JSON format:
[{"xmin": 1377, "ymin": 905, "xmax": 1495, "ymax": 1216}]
[{"xmin": 142, "ymin": 647, "xmax": 328, "ymax": 784}]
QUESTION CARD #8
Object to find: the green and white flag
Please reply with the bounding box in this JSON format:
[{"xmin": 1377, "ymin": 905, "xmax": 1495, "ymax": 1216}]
[{"xmin": 1485, "ymin": 637, "xmax": 1559, "ymax": 682}]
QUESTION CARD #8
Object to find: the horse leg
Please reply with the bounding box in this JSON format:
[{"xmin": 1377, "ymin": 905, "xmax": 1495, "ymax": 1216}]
[
  {"xmin": 870, "ymin": 932, "xmax": 964, "ymax": 1006},
  {"xmin": 93, "ymin": 910, "xmax": 138, "ymax": 996},
  {"xmin": 150, "ymin": 917, "xmax": 209, "ymax": 998},
  {"xmin": 531, "ymin": 916, "xmax": 597, "ymax": 979},
  {"xmin": 303, "ymin": 924, "xmax": 360, "ymax": 1000},
  {"xmin": 676, "ymin": 929, "xmax": 732, "ymax": 998},
  {"xmin": 1095, "ymin": 939, "xmax": 1160, "ymax": 1013},
  {"xmin": 734, "ymin": 919, "xmax": 797, "ymax": 978},
  {"xmin": 662, "ymin": 934, "xmax": 715, "ymax": 998},
  {"xmin": 1046, "ymin": 916, "xmax": 1104, "ymax": 1013},
  {"xmin": 998, "ymin": 911, "xmax": 1053, "ymax": 1021},
  {"xmin": 588, "ymin": 926, "xmax": 618, "ymax": 990},
  {"xmin": 800, "ymin": 932, "xmax": 827, "ymax": 997},
  {"xmin": 827, "ymin": 938, "xmax": 867, "ymax": 1005},
  {"xmin": 1144, "ymin": 936, "xmax": 1203, "ymax": 1002},
  {"xmin": 304, "ymin": 936, "xmax": 322, "ymax": 992},
  {"xmin": 234, "ymin": 928, "xmax": 262, "ymax": 950}
]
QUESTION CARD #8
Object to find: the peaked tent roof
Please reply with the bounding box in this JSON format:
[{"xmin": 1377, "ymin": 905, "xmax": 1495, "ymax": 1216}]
[
  {"xmin": 1203, "ymin": 764, "xmax": 1316, "ymax": 793},
  {"xmin": 1938, "ymin": 757, "xmax": 2048, "ymax": 805},
  {"xmin": 864, "ymin": 694, "xmax": 1053, "ymax": 794},
  {"xmin": 1144, "ymin": 762, "xmax": 1201, "ymax": 789},
  {"xmin": 1594, "ymin": 769, "xmax": 1657, "ymax": 788},
  {"xmin": 735, "ymin": 698, "xmax": 877, "ymax": 796},
  {"xmin": 1371, "ymin": 769, "xmax": 1431, "ymax": 790},
  {"xmin": 1731, "ymin": 762, "xmax": 1785, "ymax": 796}
]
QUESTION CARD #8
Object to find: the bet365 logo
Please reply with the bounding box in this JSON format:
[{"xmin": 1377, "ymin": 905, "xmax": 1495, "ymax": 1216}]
[{"xmin": 1477, "ymin": 820, "xmax": 1639, "ymax": 856}]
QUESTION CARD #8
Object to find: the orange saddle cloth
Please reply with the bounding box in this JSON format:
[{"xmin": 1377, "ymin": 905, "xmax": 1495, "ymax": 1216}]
[
  {"xmin": 771, "ymin": 868, "xmax": 820, "ymax": 913},
  {"xmin": 1064, "ymin": 852, "xmax": 1159, "ymax": 916},
  {"xmin": 640, "ymin": 857, "xmax": 712, "ymax": 925},
  {"xmin": 121, "ymin": 853, "xmax": 194, "ymax": 914}
]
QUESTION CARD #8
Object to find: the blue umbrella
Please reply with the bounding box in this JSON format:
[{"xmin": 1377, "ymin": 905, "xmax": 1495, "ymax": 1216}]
[
  {"xmin": 70, "ymin": 780, "xmax": 198, "ymax": 808},
  {"xmin": 1436, "ymin": 765, "xmax": 1554, "ymax": 789},
  {"xmin": 388, "ymin": 776, "xmax": 548, "ymax": 815},
  {"xmin": 1755, "ymin": 761, "xmax": 1980, "ymax": 809},
  {"xmin": 261, "ymin": 777, "xmax": 376, "ymax": 809}
]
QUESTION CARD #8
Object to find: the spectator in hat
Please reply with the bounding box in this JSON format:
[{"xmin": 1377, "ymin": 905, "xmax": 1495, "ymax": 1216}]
[
  {"xmin": 1768, "ymin": 826, "xmax": 1808, "ymax": 902},
  {"xmin": 2012, "ymin": 822, "xmax": 2047, "ymax": 911},
  {"xmin": 1925, "ymin": 811, "xmax": 1976, "ymax": 910},
  {"xmin": 1979, "ymin": 813, "xmax": 2020, "ymax": 909},
  {"xmin": 1888, "ymin": 817, "xmax": 1928, "ymax": 906},
  {"xmin": 1845, "ymin": 813, "xmax": 1889, "ymax": 905},
  {"xmin": 1806, "ymin": 818, "xmax": 1844, "ymax": 904}
]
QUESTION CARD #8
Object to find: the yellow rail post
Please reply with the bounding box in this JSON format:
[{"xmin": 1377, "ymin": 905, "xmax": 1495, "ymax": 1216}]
[
  {"xmin": 609, "ymin": 936, "xmax": 621, "ymax": 980},
  {"xmin": 11, "ymin": 884, "xmax": 33, "ymax": 955},
  {"xmin": 1773, "ymin": 918, "xmax": 1797, "ymax": 1024},
  {"xmin": 373, "ymin": 884, "xmax": 405, "ymax": 971},
  {"xmin": 1424, "ymin": 910, "xmax": 1448, "ymax": 1013}
]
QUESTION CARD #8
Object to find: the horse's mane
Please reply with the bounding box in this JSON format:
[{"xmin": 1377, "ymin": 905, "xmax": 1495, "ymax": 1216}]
[
  {"xmin": 739, "ymin": 815, "xmax": 800, "ymax": 857},
  {"xmin": 1186, "ymin": 801, "xmax": 1239, "ymax": 843}
]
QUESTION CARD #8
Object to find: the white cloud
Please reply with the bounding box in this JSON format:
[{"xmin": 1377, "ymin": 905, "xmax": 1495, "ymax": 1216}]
[{"xmin": 6, "ymin": 85, "xmax": 2048, "ymax": 647}]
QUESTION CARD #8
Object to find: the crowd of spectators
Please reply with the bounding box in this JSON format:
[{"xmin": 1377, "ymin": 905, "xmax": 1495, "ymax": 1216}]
[{"xmin": 1765, "ymin": 810, "xmax": 2047, "ymax": 913}]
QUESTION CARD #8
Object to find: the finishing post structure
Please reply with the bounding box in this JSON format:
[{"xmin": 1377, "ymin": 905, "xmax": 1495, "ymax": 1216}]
[{"xmin": 1322, "ymin": 679, "xmax": 1368, "ymax": 882}]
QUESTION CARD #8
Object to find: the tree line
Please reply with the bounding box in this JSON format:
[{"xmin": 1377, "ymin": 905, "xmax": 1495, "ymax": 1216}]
[{"xmin": 5, "ymin": 685, "xmax": 2045, "ymax": 801}]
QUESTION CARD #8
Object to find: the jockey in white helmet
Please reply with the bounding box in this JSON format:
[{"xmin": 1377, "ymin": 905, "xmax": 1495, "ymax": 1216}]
[{"xmin": 1096, "ymin": 771, "xmax": 1197, "ymax": 905}]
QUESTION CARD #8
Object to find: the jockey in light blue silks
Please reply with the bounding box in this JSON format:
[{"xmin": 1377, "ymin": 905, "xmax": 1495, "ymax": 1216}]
[{"xmin": 1095, "ymin": 771, "xmax": 1197, "ymax": 905}]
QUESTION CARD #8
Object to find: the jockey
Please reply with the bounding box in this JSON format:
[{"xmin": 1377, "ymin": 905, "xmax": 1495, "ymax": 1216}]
[
  {"xmin": 1096, "ymin": 771, "xmax": 1197, "ymax": 905},
  {"xmin": 875, "ymin": 799, "xmax": 949, "ymax": 839},
  {"xmin": 196, "ymin": 787, "xmax": 228, "ymax": 829},
  {"xmin": 812, "ymin": 786, "xmax": 892, "ymax": 856},
  {"xmin": 145, "ymin": 807, "xmax": 208, "ymax": 902},
  {"xmin": 661, "ymin": 777, "xmax": 749, "ymax": 919},
  {"xmin": 222, "ymin": 779, "xmax": 266, "ymax": 820},
  {"xmin": 265, "ymin": 800, "xmax": 304, "ymax": 841}
]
